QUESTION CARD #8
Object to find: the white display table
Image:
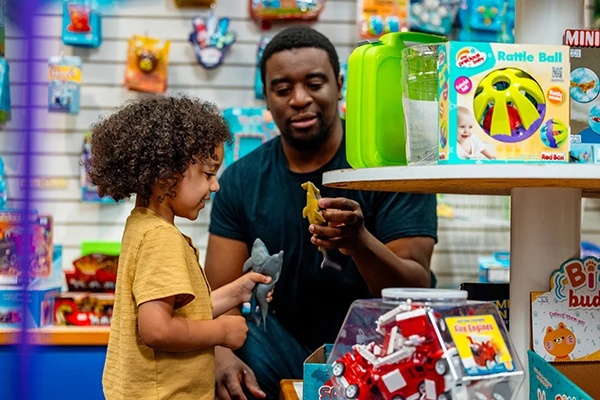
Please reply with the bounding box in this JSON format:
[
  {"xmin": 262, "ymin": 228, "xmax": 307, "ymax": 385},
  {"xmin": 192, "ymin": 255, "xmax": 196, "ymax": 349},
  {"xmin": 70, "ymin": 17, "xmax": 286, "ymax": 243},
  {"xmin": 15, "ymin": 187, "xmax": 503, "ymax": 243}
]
[{"xmin": 323, "ymin": 164, "xmax": 600, "ymax": 399}]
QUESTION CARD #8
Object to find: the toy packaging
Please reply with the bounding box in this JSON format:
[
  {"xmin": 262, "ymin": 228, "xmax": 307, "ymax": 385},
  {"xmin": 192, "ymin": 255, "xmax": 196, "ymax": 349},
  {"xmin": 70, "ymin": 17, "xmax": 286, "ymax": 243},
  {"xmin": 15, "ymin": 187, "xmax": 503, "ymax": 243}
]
[
  {"xmin": 357, "ymin": 0, "xmax": 408, "ymax": 39},
  {"xmin": 339, "ymin": 61, "xmax": 348, "ymax": 119},
  {"xmin": 0, "ymin": 0, "xmax": 5, "ymax": 57},
  {"xmin": 345, "ymin": 32, "xmax": 446, "ymax": 168},
  {"xmin": 564, "ymin": 29, "xmax": 600, "ymax": 163},
  {"xmin": 124, "ymin": 35, "xmax": 170, "ymax": 93},
  {"xmin": 80, "ymin": 131, "xmax": 117, "ymax": 203},
  {"xmin": 531, "ymin": 256, "xmax": 600, "ymax": 363},
  {"xmin": 528, "ymin": 351, "xmax": 593, "ymax": 400},
  {"xmin": 61, "ymin": 0, "xmax": 102, "ymax": 48},
  {"xmin": 0, "ymin": 58, "xmax": 11, "ymax": 123},
  {"xmin": 250, "ymin": 0, "xmax": 325, "ymax": 30},
  {"xmin": 438, "ymin": 42, "xmax": 571, "ymax": 164},
  {"xmin": 460, "ymin": 281, "xmax": 509, "ymax": 329},
  {"xmin": 0, "ymin": 156, "xmax": 6, "ymax": 210},
  {"xmin": 255, "ymin": 36, "xmax": 271, "ymax": 100},
  {"xmin": 0, "ymin": 211, "xmax": 53, "ymax": 280},
  {"xmin": 221, "ymin": 107, "xmax": 279, "ymax": 170},
  {"xmin": 0, "ymin": 246, "xmax": 62, "ymax": 329},
  {"xmin": 48, "ymin": 55, "xmax": 81, "ymax": 114},
  {"xmin": 304, "ymin": 344, "xmax": 337, "ymax": 400},
  {"xmin": 478, "ymin": 251, "xmax": 510, "ymax": 283},
  {"xmin": 189, "ymin": 12, "xmax": 236, "ymax": 69},
  {"xmin": 409, "ymin": 0, "xmax": 459, "ymax": 36},
  {"xmin": 457, "ymin": 0, "xmax": 515, "ymax": 43},
  {"xmin": 173, "ymin": 0, "xmax": 214, "ymax": 6},
  {"xmin": 54, "ymin": 292, "xmax": 114, "ymax": 326},
  {"xmin": 65, "ymin": 253, "xmax": 117, "ymax": 293},
  {"xmin": 327, "ymin": 288, "xmax": 524, "ymax": 400}
]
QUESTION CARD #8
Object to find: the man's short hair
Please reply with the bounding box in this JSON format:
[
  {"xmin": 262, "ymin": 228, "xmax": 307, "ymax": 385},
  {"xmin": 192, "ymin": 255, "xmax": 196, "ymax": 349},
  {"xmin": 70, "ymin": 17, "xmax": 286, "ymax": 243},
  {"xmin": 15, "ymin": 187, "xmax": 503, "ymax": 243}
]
[{"xmin": 260, "ymin": 27, "xmax": 340, "ymax": 87}]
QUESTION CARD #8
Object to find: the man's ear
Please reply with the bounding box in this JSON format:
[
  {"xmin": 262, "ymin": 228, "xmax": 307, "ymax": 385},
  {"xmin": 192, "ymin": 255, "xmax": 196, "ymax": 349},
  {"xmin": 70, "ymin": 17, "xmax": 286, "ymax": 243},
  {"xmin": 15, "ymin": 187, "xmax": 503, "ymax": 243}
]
[{"xmin": 337, "ymin": 73, "xmax": 344, "ymax": 101}]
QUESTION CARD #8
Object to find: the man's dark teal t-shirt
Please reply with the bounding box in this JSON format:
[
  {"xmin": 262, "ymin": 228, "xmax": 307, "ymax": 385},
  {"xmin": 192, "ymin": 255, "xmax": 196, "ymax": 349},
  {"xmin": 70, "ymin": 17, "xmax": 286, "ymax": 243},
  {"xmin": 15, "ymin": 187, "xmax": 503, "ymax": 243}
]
[{"xmin": 209, "ymin": 134, "xmax": 438, "ymax": 351}]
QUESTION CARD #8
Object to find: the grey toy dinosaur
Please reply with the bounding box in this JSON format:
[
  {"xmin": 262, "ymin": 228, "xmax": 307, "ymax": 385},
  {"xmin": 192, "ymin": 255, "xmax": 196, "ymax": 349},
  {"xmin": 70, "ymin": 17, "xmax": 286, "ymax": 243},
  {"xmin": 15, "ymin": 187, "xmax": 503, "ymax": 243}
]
[{"xmin": 242, "ymin": 238, "xmax": 283, "ymax": 331}]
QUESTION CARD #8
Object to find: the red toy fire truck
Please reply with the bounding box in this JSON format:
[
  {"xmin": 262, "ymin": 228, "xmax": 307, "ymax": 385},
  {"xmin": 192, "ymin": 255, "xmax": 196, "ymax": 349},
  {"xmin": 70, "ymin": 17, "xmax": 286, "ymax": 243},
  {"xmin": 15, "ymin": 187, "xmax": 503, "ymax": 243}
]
[
  {"xmin": 330, "ymin": 304, "xmax": 513, "ymax": 400},
  {"xmin": 467, "ymin": 335, "xmax": 500, "ymax": 369}
]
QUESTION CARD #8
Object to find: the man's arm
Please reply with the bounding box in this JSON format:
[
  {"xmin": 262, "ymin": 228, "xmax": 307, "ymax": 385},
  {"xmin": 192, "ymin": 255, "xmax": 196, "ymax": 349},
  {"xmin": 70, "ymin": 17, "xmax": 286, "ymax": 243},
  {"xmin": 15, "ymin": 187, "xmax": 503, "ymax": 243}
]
[{"xmin": 310, "ymin": 197, "xmax": 435, "ymax": 297}]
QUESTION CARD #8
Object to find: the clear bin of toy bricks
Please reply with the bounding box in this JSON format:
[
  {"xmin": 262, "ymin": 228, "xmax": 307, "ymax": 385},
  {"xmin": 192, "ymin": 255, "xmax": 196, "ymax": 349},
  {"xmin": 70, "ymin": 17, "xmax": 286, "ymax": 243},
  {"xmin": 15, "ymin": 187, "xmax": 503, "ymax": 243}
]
[{"xmin": 327, "ymin": 288, "xmax": 524, "ymax": 400}]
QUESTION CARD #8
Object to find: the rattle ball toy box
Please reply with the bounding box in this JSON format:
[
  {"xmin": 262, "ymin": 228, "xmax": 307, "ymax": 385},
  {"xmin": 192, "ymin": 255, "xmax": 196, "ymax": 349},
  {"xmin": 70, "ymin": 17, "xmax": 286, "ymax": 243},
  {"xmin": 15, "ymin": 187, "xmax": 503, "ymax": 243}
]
[
  {"xmin": 438, "ymin": 41, "xmax": 570, "ymax": 164},
  {"xmin": 563, "ymin": 29, "xmax": 600, "ymax": 164}
]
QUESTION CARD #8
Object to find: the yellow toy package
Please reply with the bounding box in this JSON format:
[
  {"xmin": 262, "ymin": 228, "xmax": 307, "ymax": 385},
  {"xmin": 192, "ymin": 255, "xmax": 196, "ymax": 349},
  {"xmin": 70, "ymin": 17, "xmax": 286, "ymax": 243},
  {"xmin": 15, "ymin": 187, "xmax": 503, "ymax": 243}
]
[
  {"xmin": 124, "ymin": 35, "xmax": 170, "ymax": 93},
  {"xmin": 438, "ymin": 42, "xmax": 571, "ymax": 163},
  {"xmin": 357, "ymin": 0, "xmax": 409, "ymax": 39}
]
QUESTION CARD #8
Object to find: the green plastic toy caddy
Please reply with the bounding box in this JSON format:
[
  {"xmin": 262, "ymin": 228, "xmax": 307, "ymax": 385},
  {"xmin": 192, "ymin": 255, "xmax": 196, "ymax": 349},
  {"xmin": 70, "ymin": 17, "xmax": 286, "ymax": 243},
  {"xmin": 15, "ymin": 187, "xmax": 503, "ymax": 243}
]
[{"xmin": 345, "ymin": 32, "xmax": 447, "ymax": 168}]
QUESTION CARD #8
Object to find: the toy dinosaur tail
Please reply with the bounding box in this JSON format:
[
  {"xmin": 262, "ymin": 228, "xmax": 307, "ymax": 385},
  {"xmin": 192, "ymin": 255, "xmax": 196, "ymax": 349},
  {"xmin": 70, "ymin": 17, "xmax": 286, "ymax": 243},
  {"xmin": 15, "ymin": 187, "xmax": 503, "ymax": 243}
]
[{"xmin": 320, "ymin": 248, "xmax": 341, "ymax": 271}]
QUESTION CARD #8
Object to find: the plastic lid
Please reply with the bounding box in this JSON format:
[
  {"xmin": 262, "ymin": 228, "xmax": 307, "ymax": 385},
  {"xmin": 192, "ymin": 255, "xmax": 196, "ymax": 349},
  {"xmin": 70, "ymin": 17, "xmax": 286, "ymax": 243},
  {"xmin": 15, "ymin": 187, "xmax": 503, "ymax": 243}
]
[{"xmin": 381, "ymin": 288, "xmax": 468, "ymax": 301}]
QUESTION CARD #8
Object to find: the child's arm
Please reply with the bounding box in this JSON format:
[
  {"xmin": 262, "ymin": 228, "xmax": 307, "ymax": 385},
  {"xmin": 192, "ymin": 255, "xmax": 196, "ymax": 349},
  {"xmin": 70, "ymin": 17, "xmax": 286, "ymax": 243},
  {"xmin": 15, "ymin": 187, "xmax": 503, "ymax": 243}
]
[
  {"xmin": 481, "ymin": 148, "xmax": 496, "ymax": 159},
  {"xmin": 138, "ymin": 296, "xmax": 248, "ymax": 353},
  {"xmin": 211, "ymin": 272, "xmax": 273, "ymax": 317}
]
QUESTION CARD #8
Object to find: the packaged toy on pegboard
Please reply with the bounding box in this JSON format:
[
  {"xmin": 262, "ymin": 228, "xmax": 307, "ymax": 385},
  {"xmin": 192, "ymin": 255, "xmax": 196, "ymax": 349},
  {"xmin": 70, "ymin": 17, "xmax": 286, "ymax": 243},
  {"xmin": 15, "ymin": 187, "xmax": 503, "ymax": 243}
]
[
  {"xmin": 457, "ymin": 0, "xmax": 515, "ymax": 43},
  {"xmin": 222, "ymin": 107, "xmax": 279, "ymax": 170},
  {"xmin": 250, "ymin": 0, "xmax": 325, "ymax": 30},
  {"xmin": 358, "ymin": 0, "xmax": 408, "ymax": 40},
  {"xmin": 409, "ymin": 0, "xmax": 459, "ymax": 35},
  {"xmin": 0, "ymin": 58, "xmax": 10, "ymax": 123},
  {"xmin": 80, "ymin": 131, "xmax": 117, "ymax": 203},
  {"xmin": 327, "ymin": 288, "xmax": 525, "ymax": 400},
  {"xmin": 48, "ymin": 55, "xmax": 81, "ymax": 114},
  {"xmin": 0, "ymin": 156, "xmax": 6, "ymax": 210},
  {"xmin": 255, "ymin": 36, "xmax": 271, "ymax": 100},
  {"xmin": 189, "ymin": 11, "xmax": 236, "ymax": 69},
  {"xmin": 124, "ymin": 35, "xmax": 170, "ymax": 93},
  {"xmin": 564, "ymin": 29, "xmax": 600, "ymax": 163},
  {"xmin": 61, "ymin": 0, "xmax": 102, "ymax": 48}
]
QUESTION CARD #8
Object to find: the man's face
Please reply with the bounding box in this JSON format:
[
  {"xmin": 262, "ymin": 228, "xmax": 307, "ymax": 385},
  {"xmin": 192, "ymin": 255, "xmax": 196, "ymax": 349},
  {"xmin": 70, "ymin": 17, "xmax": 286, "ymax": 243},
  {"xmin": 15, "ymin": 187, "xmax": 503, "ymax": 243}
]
[{"xmin": 264, "ymin": 47, "xmax": 342, "ymax": 151}]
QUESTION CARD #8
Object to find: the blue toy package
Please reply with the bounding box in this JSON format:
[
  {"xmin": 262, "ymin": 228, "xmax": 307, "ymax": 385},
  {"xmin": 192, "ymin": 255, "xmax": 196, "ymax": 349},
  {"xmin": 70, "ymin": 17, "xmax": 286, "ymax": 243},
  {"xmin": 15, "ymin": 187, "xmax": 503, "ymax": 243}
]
[
  {"xmin": 189, "ymin": 11, "xmax": 236, "ymax": 69},
  {"xmin": 457, "ymin": 0, "xmax": 515, "ymax": 43},
  {"xmin": 339, "ymin": 61, "xmax": 348, "ymax": 119},
  {"xmin": 61, "ymin": 0, "xmax": 102, "ymax": 48},
  {"xmin": 222, "ymin": 107, "xmax": 279, "ymax": 170},
  {"xmin": 0, "ymin": 58, "xmax": 11, "ymax": 123},
  {"xmin": 254, "ymin": 36, "xmax": 271, "ymax": 100},
  {"xmin": 48, "ymin": 55, "xmax": 81, "ymax": 114},
  {"xmin": 0, "ymin": 156, "xmax": 6, "ymax": 210},
  {"xmin": 564, "ymin": 29, "xmax": 600, "ymax": 163},
  {"xmin": 409, "ymin": 0, "xmax": 459, "ymax": 35},
  {"xmin": 528, "ymin": 351, "xmax": 593, "ymax": 400},
  {"xmin": 478, "ymin": 252, "xmax": 510, "ymax": 283},
  {"xmin": 80, "ymin": 131, "xmax": 117, "ymax": 203}
]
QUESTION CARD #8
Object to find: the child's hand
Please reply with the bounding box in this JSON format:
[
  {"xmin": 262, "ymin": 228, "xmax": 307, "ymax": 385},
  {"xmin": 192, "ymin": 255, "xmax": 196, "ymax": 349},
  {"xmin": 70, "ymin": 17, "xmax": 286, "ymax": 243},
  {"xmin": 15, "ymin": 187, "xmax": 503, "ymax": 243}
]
[
  {"xmin": 216, "ymin": 315, "xmax": 248, "ymax": 350},
  {"xmin": 234, "ymin": 272, "xmax": 274, "ymax": 304}
]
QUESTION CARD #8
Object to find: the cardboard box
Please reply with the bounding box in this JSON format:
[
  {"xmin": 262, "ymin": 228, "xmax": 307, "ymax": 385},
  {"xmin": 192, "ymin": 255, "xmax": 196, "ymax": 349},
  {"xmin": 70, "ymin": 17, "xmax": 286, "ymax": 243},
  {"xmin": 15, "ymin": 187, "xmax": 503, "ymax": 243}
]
[
  {"xmin": 303, "ymin": 344, "xmax": 337, "ymax": 400},
  {"xmin": 564, "ymin": 29, "xmax": 600, "ymax": 163},
  {"xmin": 438, "ymin": 42, "xmax": 570, "ymax": 163},
  {"xmin": 529, "ymin": 350, "xmax": 594, "ymax": 399},
  {"xmin": 0, "ymin": 285, "xmax": 61, "ymax": 328}
]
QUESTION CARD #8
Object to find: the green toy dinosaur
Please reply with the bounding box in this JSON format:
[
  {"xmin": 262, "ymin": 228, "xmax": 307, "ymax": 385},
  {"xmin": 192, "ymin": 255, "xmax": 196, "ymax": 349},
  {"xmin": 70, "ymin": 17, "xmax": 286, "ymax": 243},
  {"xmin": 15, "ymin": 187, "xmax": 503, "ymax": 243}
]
[{"xmin": 301, "ymin": 181, "xmax": 341, "ymax": 271}]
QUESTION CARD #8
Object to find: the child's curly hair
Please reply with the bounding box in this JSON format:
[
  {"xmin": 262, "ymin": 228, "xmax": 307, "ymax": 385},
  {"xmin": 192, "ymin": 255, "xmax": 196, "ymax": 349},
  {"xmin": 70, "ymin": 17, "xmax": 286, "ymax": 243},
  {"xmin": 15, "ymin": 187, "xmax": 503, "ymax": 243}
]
[{"xmin": 86, "ymin": 94, "xmax": 232, "ymax": 203}]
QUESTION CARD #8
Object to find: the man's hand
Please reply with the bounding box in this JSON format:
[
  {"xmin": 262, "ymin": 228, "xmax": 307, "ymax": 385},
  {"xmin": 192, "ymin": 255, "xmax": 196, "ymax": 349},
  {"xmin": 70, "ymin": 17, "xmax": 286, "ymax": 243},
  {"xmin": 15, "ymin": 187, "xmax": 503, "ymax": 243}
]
[
  {"xmin": 215, "ymin": 346, "xmax": 266, "ymax": 400},
  {"xmin": 308, "ymin": 197, "xmax": 371, "ymax": 256}
]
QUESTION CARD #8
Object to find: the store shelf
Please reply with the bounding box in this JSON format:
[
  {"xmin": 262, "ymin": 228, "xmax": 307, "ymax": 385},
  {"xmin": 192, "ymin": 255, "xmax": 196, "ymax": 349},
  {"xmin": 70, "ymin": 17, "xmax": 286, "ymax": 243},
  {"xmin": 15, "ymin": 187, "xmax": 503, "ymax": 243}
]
[
  {"xmin": 323, "ymin": 164, "xmax": 600, "ymax": 197},
  {"xmin": 0, "ymin": 326, "xmax": 110, "ymax": 346}
]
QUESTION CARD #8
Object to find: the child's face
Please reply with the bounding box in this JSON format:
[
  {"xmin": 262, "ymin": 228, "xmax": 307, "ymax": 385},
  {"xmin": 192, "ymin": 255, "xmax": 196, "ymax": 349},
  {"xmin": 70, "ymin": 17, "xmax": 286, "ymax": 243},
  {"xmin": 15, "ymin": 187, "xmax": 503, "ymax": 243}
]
[
  {"xmin": 171, "ymin": 144, "xmax": 224, "ymax": 221},
  {"xmin": 457, "ymin": 112, "xmax": 475, "ymax": 144}
]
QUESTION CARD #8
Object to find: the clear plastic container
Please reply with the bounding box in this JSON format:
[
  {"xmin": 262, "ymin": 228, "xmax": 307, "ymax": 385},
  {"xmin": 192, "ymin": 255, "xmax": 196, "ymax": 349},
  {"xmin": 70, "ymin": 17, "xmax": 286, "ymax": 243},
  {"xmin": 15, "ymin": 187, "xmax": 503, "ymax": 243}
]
[
  {"xmin": 402, "ymin": 44, "xmax": 441, "ymax": 165},
  {"xmin": 327, "ymin": 288, "xmax": 524, "ymax": 400}
]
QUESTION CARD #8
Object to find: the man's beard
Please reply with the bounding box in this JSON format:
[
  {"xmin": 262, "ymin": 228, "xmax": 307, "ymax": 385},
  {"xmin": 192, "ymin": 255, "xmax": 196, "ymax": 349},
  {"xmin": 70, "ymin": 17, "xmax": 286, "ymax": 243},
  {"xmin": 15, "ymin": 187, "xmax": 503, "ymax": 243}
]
[{"xmin": 281, "ymin": 115, "xmax": 332, "ymax": 152}]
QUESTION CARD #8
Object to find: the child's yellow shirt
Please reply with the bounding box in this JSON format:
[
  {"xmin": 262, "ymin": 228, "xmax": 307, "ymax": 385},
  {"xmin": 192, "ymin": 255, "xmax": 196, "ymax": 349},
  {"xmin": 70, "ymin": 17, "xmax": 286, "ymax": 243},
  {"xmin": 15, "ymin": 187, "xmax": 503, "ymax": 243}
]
[{"xmin": 103, "ymin": 207, "xmax": 214, "ymax": 400}]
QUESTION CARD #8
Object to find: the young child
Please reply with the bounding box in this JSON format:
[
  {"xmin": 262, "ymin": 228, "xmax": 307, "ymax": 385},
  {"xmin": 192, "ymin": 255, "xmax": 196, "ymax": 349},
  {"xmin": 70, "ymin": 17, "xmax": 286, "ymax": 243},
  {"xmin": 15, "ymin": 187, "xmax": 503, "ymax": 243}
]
[
  {"xmin": 457, "ymin": 106, "xmax": 496, "ymax": 160},
  {"xmin": 87, "ymin": 95, "xmax": 273, "ymax": 400}
]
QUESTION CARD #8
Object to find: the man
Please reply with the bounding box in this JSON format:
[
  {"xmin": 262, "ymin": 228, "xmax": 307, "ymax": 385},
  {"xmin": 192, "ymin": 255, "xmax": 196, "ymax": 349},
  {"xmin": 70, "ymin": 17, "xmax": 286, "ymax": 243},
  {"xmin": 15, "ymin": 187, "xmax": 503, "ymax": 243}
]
[{"xmin": 205, "ymin": 27, "xmax": 438, "ymax": 400}]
